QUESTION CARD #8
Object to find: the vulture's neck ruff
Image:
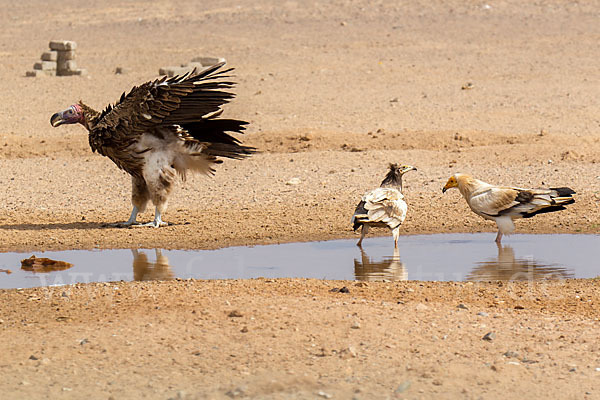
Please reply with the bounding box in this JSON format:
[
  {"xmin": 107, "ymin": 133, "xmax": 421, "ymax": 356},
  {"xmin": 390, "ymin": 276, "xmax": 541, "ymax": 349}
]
[{"xmin": 380, "ymin": 166, "xmax": 405, "ymax": 191}]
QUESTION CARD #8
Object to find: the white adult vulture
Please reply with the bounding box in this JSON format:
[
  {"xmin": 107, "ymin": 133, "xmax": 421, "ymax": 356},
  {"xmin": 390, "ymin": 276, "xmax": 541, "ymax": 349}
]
[
  {"xmin": 351, "ymin": 164, "xmax": 417, "ymax": 248},
  {"xmin": 442, "ymin": 173, "xmax": 575, "ymax": 243}
]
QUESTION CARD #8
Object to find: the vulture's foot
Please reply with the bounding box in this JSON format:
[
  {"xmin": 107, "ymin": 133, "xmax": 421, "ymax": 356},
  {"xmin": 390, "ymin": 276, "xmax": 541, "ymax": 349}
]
[
  {"xmin": 105, "ymin": 206, "xmax": 140, "ymax": 228},
  {"xmin": 133, "ymin": 221, "xmax": 169, "ymax": 228},
  {"xmin": 106, "ymin": 221, "xmax": 141, "ymax": 228}
]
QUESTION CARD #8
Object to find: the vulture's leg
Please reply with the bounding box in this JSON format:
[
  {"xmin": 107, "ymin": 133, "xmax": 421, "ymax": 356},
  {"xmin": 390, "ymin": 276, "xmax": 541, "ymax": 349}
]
[
  {"xmin": 110, "ymin": 177, "xmax": 149, "ymax": 227},
  {"xmin": 495, "ymin": 231, "xmax": 503, "ymax": 244},
  {"xmin": 356, "ymin": 225, "xmax": 368, "ymax": 247},
  {"xmin": 135, "ymin": 165, "xmax": 175, "ymax": 228},
  {"xmin": 392, "ymin": 226, "xmax": 400, "ymax": 249}
]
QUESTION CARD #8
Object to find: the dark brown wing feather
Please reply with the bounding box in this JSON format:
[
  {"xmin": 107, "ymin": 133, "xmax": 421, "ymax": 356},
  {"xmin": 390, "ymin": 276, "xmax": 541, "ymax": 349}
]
[
  {"xmin": 86, "ymin": 62, "xmax": 253, "ymax": 172},
  {"xmin": 93, "ymin": 62, "xmax": 238, "ymax": 133}
]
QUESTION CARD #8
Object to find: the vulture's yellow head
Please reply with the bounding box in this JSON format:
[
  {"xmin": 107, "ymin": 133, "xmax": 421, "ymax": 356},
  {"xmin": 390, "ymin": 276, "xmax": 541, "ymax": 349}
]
[{"xmin": 442, "ymin": 174, "xmax": 461, "ymax": 193}]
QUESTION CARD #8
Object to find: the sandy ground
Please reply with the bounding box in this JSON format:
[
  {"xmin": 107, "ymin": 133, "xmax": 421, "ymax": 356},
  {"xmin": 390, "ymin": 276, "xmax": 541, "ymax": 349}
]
[{"xmin": 1, "ymin": 0, "xmax": 600, "ymax": 398}]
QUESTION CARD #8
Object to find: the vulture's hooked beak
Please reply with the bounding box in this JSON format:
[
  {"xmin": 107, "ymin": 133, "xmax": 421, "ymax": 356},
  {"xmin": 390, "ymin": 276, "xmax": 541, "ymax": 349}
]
[
  {"xmin": 442, "ymin": 178, "xmax": 458, "ymax": 193},
  {"xmin": 403, "ymin": 166, "xmax": 417, "ymax": 174},
  {"xmin": 50, "ymin": 105, "xmax": 82, "ymax": 127},
  {"xmin": 50, "ymin": 112, "xmax": 65, "ymax": 127}
]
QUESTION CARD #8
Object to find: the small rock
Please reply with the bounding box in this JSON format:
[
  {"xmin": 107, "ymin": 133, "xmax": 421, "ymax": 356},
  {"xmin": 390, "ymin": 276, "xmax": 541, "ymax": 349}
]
[
  {"xmin": 33, "ymin": 61, "xmax": 57, "ymax": 71},
  {"xmin": 41, "ymin": 51, "xmax": 58, "ymax": 61},
  {"xmin": 457, "ymin": 303, "xmax": 468, "ymax": 310},
  {"xmin": 461, "ymin": 82, "xmax": 474, "ymax": 90},
  {"xmin": 49, "ymin": 40, "xmax": 77, "ymax": 51},
  {"xmin": 159, "ymin": 66, "xmax": 192, "ymax": 77},
  {"xmin": 225, "ymin": 387, "xmax": 245, "ymax": 398},
  {"xmin": 503, "ymin": 350, "xmax": 519, "ymax": 358},
  {"xmin": 115, "ymin": 67, "xmax": 129, "ymax": 74},
  {"xmin": 286, "ymin": 177, "xmax": 301, "ymax": 185},
  {"xmin": 228, "ymin": 310, "xmax": 243, "ymax": 318},
  {"xmin": 514, "ymin": 305, "xmax": 525, "ymax": 310},
  {"xmin": 190, "ymin": 56, "xmax": 226, "ymax": 66},
  {"xmin": 29, "ymin": 355, "xmax": 39, "ymax": 360},
  {"xmin": 569, "ymin": 367, "xmax": 577, "ymax": 372},
  {"xmin": 73, "ymin": 68, "xmax": 88, "ymax": 76},
  {"xmin": 482, "ymin": 332, "xmax": 496, "ymax": 341},
  {"xmin": 395, "ymin": 381, "xmax": 411, "ymax": 393},
  {"xmin": 347, "ymin": 346, "xmax": 357, "ymax": 357},
  {"xmin": 351, "ymin": 321, "xmax": 361, "ymax": 329},
  {"xmin": 477, "ymin": 312, "xmax": 489, "ymax": 317},
  {"xmin": 317, "ymin": 391, "xmax": 332, "ymax": 399},
  {"xmin": 415, "ymin": 303, "xmax": 428, "ymax": 311},
  {"xmin": 340, "ymin": 286, "xmax": 350, "ymax": 293},
  {"xmin": 240, "ymin": 326, "xmax": 248, "ymax": 333},
  {"xmin": 57, "ymin": 50, "xmax": 76, "ymax": 61},
  {"xmin": 79, "ymin": 338, "xmax": 89, "ymax": 345}
]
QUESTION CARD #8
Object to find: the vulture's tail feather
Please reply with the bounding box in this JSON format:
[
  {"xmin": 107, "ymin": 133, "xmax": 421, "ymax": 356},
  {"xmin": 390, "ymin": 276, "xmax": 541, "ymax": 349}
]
[
  {"xmin": 184, "ymin": 119, "xmax": 249, "ymax": 145},
  {"xmin": 204, "ymin": 142, "xmax": 256, "ymax": 160}
]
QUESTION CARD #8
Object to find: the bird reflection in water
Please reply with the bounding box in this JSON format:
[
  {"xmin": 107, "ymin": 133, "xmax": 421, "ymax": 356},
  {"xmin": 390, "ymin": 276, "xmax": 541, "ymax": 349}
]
[
  {"xmin": 131, "ymin": 249, "xmax": 175, "ymax": 281},
  {"xmin": 354, "ymin": 247, "xmax": 407, "ymax": 281},
  {"xmin": 466, "ymin": 244, "xmax": 573, "ymax": 282}
]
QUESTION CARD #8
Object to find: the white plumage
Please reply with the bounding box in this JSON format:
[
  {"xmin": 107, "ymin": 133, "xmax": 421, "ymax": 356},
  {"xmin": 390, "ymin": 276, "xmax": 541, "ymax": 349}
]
[
  {"xmin": 352, "ymin": 164, "xmax": 417, "ymax": 248},
  {"xmin": 443, "ymin": 173, "xmax": 576, "ymax": 243}
]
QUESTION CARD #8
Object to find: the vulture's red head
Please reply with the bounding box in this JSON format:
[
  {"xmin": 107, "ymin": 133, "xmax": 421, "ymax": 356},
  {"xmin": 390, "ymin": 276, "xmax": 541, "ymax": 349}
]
[{"xmin": 50, "ymin": 104, "xmax": 84, "ymax": 127}]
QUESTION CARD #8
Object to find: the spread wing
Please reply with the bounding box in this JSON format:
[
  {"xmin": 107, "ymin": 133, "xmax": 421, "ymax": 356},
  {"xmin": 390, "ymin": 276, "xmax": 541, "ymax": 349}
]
[
  {"xmin": 470, "ymin": 186, "xmax": 575, "ymax": 218},
  {"xmin": 87, "ymin": 62, "xmax": 253, "ymax": 176},
  {"xmin": 93, "ymin": 62, "xmax": 237, "ymax": 134},
  {"xmin": 352, "ymin": 188, "xmax": 407, "ymax": 229}
]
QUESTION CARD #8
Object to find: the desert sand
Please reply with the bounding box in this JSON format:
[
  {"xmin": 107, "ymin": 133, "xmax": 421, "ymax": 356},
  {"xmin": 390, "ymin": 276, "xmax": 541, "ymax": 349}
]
[{"xmin": 1, "ymin": 0, "xmax": 599, "ymax": 398}]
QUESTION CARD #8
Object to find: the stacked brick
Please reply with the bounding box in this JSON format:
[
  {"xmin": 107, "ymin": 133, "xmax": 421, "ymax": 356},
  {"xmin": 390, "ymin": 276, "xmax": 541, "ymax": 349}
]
[
  {"xmin": 26, "ymin": 41, "xmax": 88, "ymax": 77},
  {"xmin": 158, "ymin": 56, "xmax": 225, "ymax": 77}
]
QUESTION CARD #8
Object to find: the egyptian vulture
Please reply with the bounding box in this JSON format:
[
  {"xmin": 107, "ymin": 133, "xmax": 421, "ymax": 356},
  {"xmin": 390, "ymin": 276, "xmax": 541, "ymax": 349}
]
[
  {"xmin": 51, "ymin": 62, "xmax": 254, "ymax": 227},
  {"xmin": 351, "ymin": 164, "xmax": 417, "ymax": 248},
  {"xmin": 442, "ymin": 173, "xmax": 575, "ymax": 243}
]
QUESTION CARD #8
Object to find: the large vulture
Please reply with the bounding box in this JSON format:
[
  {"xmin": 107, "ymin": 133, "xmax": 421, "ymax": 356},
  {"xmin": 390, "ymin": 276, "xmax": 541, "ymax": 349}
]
[
  {"xmin": 442, "ymin": 173, "xmax": 575, "ymax": 243},
  {"xmin": 51, "ymin": 62, "xmax": 254, "ymax": 227},
  {"xmin": 351, "ymin": 164, "xmax": 417, "ymax": 248}
]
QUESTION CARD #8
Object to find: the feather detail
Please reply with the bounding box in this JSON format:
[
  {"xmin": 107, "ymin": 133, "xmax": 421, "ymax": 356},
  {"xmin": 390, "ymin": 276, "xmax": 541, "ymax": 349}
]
[
  {"xmin": 352, "ymin": 164, "xmax": 416, "ymax": 247},
  {"xmin": 54, "ymin": 62, "xmax": 253, "ymax": 227},
  {"xmin": 444, "ymin": 173, "xmax": 575, "ymax": 241}
]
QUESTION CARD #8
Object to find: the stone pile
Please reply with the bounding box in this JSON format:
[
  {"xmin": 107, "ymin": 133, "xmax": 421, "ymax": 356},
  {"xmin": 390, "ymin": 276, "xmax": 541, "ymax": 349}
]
[
  {"xmin": 158, "ymin": 56, "xmax": 225, "ymax": 77},
  {"xmin": 26, "ymin": 41, "xmax": 88, "ymax": 77}
]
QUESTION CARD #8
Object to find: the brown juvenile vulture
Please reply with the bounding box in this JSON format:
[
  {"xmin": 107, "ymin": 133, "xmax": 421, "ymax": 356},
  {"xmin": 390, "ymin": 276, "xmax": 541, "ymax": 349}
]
[
  {"xmin": 442, "ymin": 173, "xmax": 575, "ymax": 243},
  {"xmin": 351, "ymin": 164, "xmax": 417, "ymax": 248},
  {"xmin": 51, "ymin": 62, "xmax": 254, "ymax": 227}
]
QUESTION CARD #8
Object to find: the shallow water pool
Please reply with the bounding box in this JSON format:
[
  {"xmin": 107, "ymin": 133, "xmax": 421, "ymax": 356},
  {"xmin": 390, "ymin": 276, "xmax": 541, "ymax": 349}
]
[{"xmin": 0, "ymin": 233, "xmax": 598, "ymax": 289}]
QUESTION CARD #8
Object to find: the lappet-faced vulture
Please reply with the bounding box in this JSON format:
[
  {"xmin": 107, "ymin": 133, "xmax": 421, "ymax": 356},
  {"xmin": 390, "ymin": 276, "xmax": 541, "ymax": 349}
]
[{"xmin": 51, "ymin": 62, "xmax": 254, "ymax": 227}]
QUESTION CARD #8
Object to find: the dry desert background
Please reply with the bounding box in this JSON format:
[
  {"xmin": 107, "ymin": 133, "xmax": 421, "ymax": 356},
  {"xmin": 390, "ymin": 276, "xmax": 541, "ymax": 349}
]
[{"xmin": 1, "ymin": 0, "xmax": 600, "ymax": 399}]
